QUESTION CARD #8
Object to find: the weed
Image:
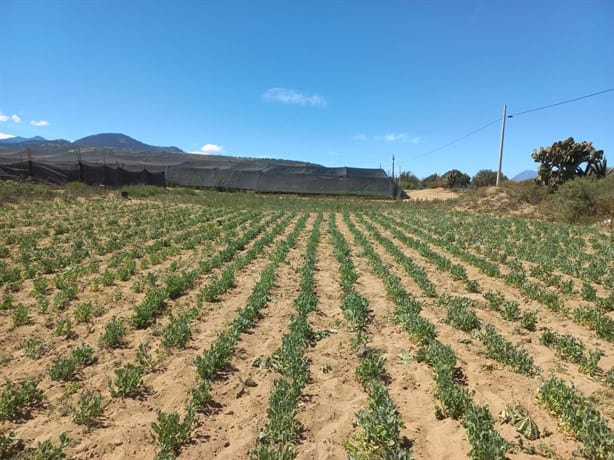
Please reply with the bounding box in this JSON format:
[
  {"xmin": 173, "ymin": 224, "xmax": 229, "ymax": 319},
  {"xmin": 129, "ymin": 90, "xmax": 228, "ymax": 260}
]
[
  {"xmin": 110, "ymin": 364, "xmax": 146, "ymax": 398},
  {"xmin": 54, "ymin": 318, "xmax": 74, "ymax": 339},
  {"xmin": 72, "ymin": 390, "xmax": 105, "ymax": 429},
  {"xmin": 22, "ymin": 336, "xmax": 48, "ymax": 359},
  {"xmin": 100, "ymin": 317, "xmax": 126, "ymax": 348},
  {"xmin": 520, "ymin": 310, "xmax": 538, "ymax": 331},
  {"xmin": 161, "ymin": 313, "xmax": 191, "ymax": 349},
  {"xmin": 151, "ymin": 404, "xmax": 196, "ymax": 459},
  {"xmin": 49, "ymin": 358, "xmax": 78, "ymax": 381},
  {"xmin": 11, "ymin": 304, "xmax": 29, "ymax": 328},
  {"xmin": 0, "ymin": 379, "xmax": 44, "ymax": 421},
  {"xmin": 74, "ymin": 301, "xmax": 103, "ymax": 323}
]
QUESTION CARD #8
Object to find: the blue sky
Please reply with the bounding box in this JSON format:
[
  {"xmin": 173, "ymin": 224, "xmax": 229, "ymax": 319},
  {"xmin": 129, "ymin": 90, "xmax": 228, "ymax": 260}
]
[{"xmin": 1, "ymin": 1, "xmax": 613, "ymax": 178}]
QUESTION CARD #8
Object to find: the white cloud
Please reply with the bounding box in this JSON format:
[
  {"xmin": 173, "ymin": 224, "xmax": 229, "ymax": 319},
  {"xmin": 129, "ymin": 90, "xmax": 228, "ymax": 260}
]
[
  {"xmin": 30, "ymin": 120, "xmax": 49, "ymax": 127},
  {"xmin": 0, "ymin": 113, "xmax": 22, "ymax": 123},
  {"xmin": 410, "ymin": 136, "xmax": 422, "ymax": 144},
  {"xmin": 262, "ymin": 87, "xmax": 327, "ymax": 107},
  {"xmin": 376, "ymin": 133, "xmax": 408, "ymax": 142},
  {"xmin": 0, "ymin": 132, "xmax": 16, "ymax": 140},
  {"xmin": 352, "ymin": 133, "xmax": 367, "ymax": 141},
  {"xmin": 200, "ymin": 143, "xmax": 224, "ymax": 154}
]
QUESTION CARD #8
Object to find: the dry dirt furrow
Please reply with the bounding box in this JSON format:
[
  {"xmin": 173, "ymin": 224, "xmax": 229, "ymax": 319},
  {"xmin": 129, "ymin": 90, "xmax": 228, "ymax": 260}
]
[
  {"xmin": 366, "ymin": 214, "xmax": 614, "ymax": 390},
  {"xmin": 354, "ymin": 216, "xmax": 587, "ymax": 458},
  {"xmin": 337, "ymin": 213, "xmax": 472, "ymax": 459},
  {"xmin": 178, "ymin": 214, "xmax": 315, "ymax": 459},
  {"xmin": 1, "ymin": 214, "xmax": 294, "ymax": 459},
  {"xmin": 386, "ymin": 214, "xmax": 613, "ymax": 344},
  {"xmin": 0, "ymin": 210, "xmax": 251, "ymax": 372},
  {"xmin": 294, "ymin": 223, "xmax": 365, "ymax": 459}
]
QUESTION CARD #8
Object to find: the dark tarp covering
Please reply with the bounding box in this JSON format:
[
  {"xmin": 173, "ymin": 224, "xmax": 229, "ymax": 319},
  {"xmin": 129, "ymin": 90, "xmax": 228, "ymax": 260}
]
[{"xmin": 0, "ymin": 147, "xmax": 406, "ymax": 198}]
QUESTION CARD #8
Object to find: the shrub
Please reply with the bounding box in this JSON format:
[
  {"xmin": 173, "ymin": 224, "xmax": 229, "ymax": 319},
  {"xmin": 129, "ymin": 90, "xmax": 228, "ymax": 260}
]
[
  {"xmin": 443, "ymin": 169, "xmax": 471, "ymax": 189},
  {"xmin": 472, "ymin": 169, "xmax": 507, "ymax": 187},
  {"xmin": 398, "ymin": 171, "xmax": 423, "ymax": 190},
  {"xmin": 543, "ymin": 175, "xmax": 614, "ymax": 223}
]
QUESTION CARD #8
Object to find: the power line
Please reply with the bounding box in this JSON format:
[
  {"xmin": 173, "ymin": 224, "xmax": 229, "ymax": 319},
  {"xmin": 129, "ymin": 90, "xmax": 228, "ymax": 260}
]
[
  {"xmin": 409, "ymin": 87, "xmax": 613, "ymax": 160},
  {"xmin": 411, "ymin": 117, "xmax": 500, "ymax": 159},
  {"xmin": 508, "ymin": 87, "xmax": 614, "ymax": 118}
]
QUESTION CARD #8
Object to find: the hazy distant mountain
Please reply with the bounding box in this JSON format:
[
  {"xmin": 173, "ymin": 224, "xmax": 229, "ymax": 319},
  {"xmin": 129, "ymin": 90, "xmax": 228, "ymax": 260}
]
[
  {"xmin": 0, "ymin": 136, "xmax": 47, "ymax": 144},
  {"xmin": 74, "ymin": 133, "xmax": 183, "ymax": 153},
  {"xmin": 512, "ymin": 170, "xmax": 538, "ymax": 182}
]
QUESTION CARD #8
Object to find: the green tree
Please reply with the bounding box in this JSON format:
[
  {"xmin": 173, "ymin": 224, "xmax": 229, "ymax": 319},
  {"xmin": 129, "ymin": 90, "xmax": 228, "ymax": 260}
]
[
  {"xmin": 443, "ymin": 169, "xmax": 471, "ymax": 188},
  {"xmin": 472, "ymin": 169, "xmax": 507, "ymax": 187},
  {"xmin": 421, "ymin": 173, "xmax": 444, "ymax": 188},
  {"xmin": 398, "ymin": 171, "xmax": 422, "ymax": 190},
  {"xmin": 532, "ymin": 137, "xmax": 604, "ymax": 190}
]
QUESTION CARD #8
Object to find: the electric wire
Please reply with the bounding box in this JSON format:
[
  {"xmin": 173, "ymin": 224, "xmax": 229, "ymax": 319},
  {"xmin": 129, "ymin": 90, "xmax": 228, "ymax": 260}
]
[
  {"xmin": 411, "ymin": 118, "xmax": 500, "ymax": 159},
  {"xmin": 411, "ymin": 87, "xmax": 613, "ymax": 159},
  {"xmin": 507, "ymin": 87, "xmax": 614, "ymax": 118}
]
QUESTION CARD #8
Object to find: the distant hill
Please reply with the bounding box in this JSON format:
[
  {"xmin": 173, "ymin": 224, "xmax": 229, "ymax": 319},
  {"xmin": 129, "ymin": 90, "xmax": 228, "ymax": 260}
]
[
  {"xmin": 74, "ymin": 133, "xmax": 183, "ymax": 153},
  {"xmin": 512, "ymin": 170, "xmax": 537, "ymax": 182},
  {"xmin": 0, "ymin": 136, "xmax": 47, "ymax": 144}
]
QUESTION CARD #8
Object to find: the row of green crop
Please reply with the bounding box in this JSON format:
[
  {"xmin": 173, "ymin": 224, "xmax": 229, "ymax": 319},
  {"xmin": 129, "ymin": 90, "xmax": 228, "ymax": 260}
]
[
  {"xmin": 149, "ymin": 214, "xmax": 309, "ymax": 459},
  {"xmin": 131, "ymin": 211, "xmax": 282, "ymax": 329},
  {"xmin": 378, "ymin": 211, "xmax": 613, "ymax": 343},
  {"xmin": 370, "ymin": 209, "xmax": 614, "ymax": 386},
  {"xmin": 327, "ymin": 213, "xmax": 412, "ymax": 458},
  {"xmin": 1, "ymin": 203, "xmax": 229, "ymax": 286},
  {"xmin": 397, "ymin": 209, "xmax": 612, "ymax": 302},
  {"xmin": 253, "ymin": 213, "xmax": 322, "ymax": 457},
  {"xmin": 356, "ymin": 211, "xmax": 613, "ymax": 457},
  {"xmin": 344, "ymin": 212, "xmax": 509, "ymax": 459},
  {"xmin": 1, "ymin": 211, "xmax": 293, "ymax": 459}
]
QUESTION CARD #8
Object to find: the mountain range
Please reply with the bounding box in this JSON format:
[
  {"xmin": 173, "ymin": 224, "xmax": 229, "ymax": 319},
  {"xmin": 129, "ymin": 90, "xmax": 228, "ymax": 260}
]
[
  {"xmin": 0, "ymin": 136, "xmax": 47, "ymax": 144},
  {"xmin": 511, "ymin": 170, "xmax": 538, "ymax": 182},
  {"xmin": 0, "ymin": 133, "xmax": 183, "ymax": 153}
]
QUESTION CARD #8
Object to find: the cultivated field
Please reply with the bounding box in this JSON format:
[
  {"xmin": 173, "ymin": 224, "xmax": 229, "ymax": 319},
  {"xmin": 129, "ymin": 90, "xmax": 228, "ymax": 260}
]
[{"xmin": 0, "ymin": 192, "xmax": 612, "ymax": 459}]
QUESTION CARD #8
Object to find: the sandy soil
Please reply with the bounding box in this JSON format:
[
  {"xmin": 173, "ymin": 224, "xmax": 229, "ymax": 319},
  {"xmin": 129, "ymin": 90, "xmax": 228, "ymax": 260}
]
[
  {"xmin": 0, "ymin": 201, "xmax": 611, "ymax": 460},
  {"xmin": 405, "ymin": 188, "xmax": 460, "ymax": 201}
]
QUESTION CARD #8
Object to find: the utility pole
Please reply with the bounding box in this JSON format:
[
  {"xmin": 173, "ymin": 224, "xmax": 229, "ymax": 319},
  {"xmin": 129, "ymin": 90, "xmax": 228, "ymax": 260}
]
[
  {"xmin": 496, "ymin": 104, "xmax": 507, "ymax": 186},
  {"xmin": 392, "ymin": 155, "xmax": 395, "ymax": 181}
]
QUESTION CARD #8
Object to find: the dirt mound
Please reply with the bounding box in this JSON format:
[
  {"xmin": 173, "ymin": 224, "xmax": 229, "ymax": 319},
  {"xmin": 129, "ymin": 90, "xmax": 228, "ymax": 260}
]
[
  {"xmin": 405, "ymin": 188, "xmax": 460, "ymax": 201},
  {"xmin": 454, "ymin": 186, "xmax": 538, "ymax": 216}
]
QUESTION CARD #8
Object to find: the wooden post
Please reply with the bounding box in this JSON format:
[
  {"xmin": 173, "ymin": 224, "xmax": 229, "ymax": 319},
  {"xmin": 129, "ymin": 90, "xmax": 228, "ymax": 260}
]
[{"xmin": 496, "ymin": 104, "xmax": 507, "ymax": 186}]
